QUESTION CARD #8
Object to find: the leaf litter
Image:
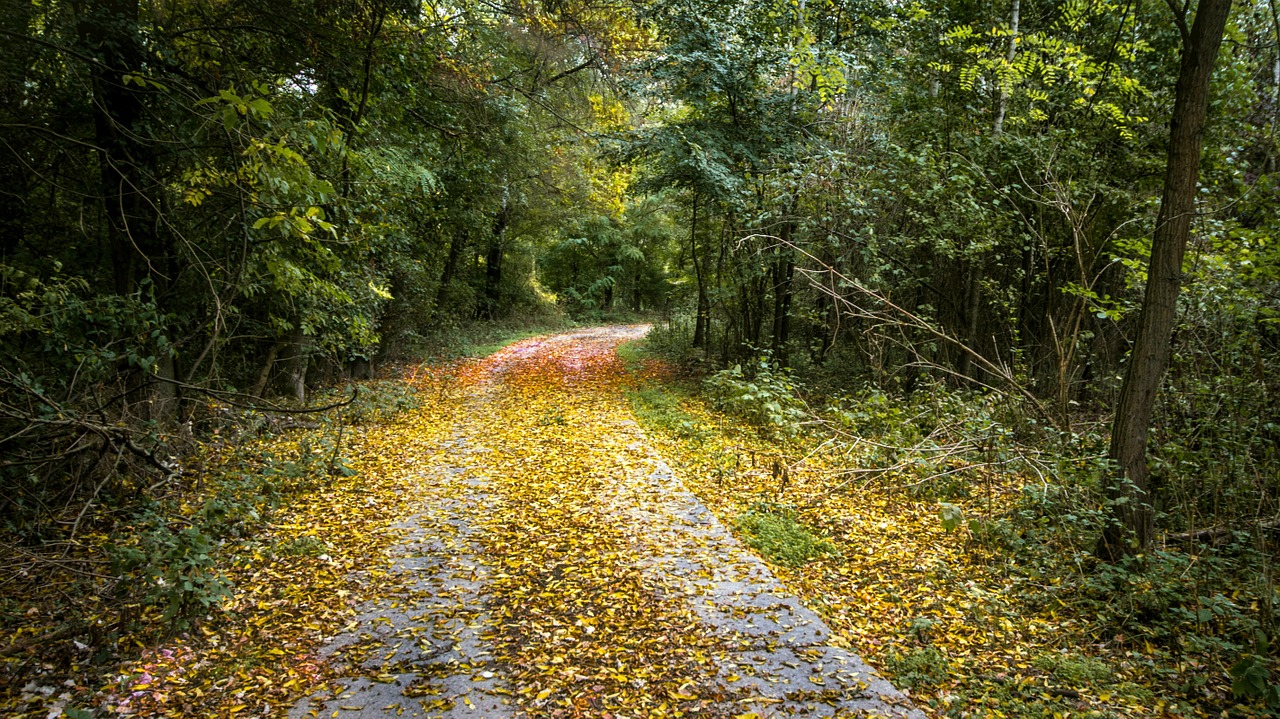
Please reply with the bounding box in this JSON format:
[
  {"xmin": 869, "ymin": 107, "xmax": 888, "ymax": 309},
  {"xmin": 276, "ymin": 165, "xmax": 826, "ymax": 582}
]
[
  {"xmin": 293, "ymin": 325, "xmax": 920, "ymax": 718},
  {"xmin": 4, "ymin": 327, "xmax": 920, "ymax": 718}
]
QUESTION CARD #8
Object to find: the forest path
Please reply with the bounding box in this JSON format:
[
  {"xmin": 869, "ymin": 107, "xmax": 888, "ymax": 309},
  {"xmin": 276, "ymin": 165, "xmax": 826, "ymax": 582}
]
[{"xmin": 291, "ymin": 326, "xmax": 922, "ymax": 719}]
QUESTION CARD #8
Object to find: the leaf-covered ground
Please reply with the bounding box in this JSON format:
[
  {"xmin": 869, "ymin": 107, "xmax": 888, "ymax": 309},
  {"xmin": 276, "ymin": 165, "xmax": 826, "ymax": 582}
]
[
  {"xmin": 621, "ymin": 350, "xmax": 1269, "ymax": 718},
  {"xmin": 2, "ymin": 326, "xmax": 918, "ymax": 718},
  {"xmin": 289, "ymin": 325, "xmax": 918, "ymax": 718},
  {"xmin": 5, "ymin": 326, "xmax": 1260, "ymax": 718}
]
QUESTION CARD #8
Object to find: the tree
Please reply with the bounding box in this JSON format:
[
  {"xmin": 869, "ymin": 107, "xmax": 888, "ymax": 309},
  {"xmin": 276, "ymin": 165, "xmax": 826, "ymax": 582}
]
[{"xmin": 1100, "ymin": 0, "xmax": 1234, "ymax": 560}]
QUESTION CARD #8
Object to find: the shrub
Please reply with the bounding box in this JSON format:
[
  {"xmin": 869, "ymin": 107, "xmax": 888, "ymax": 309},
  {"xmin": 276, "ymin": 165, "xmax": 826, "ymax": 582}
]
[{"xmin": 705, "ymin": 358, "xmax": 807, "ymax": 439}]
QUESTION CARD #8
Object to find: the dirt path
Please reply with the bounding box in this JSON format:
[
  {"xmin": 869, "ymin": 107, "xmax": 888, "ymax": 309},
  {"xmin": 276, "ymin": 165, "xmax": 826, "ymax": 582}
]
[{"xmin": 291, "ymin": 326, "xmax": 922, "ymax": 719}]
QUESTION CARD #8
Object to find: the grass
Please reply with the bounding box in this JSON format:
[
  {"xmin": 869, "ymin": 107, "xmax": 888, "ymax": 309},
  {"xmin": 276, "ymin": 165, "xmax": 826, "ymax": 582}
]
[{"xmin": 733, "ymin": 503, "xmax": 838, "ymax": 567}]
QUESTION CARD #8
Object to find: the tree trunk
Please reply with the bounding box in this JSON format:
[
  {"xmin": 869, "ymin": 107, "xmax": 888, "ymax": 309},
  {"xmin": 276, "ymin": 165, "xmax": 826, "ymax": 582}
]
[
  {"xmin": 957, "ymin": 260, "xmax": 985, "ymax": 385},
  {"xmin": 479, "ymin": 209, "xmax": 509, "ymax": 320},
  {"xmin": 770, "ymin": 224, "xmax": 796, "ymax": 365},
  {"xmin": 252, "ymin": 341, "xmax": 284, "ymax": 398},
  {"xmin": 689, "ymin": 196, "xmax": 709, "ymax": 349},
  {"xmin": 435, "ymin": 229, "xmax": 467, "ymax": 314},
  {"xmin": 147, "ymin": 353, "xmax": 178, "ymax": 428},
  {"xmin": 993, "ymin": 0, "xmax": 1021, "ymax": 137},
  {"xmin": 278, "ymin": 328, "xmax": 309, "ymax": 403},
  {"xmin": 1100, "ymin": 0, "xmax": 1233, "ymax": 561}
]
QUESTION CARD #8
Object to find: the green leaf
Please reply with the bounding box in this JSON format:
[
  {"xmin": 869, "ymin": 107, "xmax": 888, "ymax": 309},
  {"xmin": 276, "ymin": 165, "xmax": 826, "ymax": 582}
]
[{"xmin": 938, "ymin": 503, "xmax": 964, "ymax": 532}]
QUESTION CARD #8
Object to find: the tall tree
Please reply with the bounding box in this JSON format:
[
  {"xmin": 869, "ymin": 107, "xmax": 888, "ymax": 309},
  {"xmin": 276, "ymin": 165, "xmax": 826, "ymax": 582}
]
[{"xmin": 1100, "ymin": 0, "xmax": 1234, "ymax": 560}]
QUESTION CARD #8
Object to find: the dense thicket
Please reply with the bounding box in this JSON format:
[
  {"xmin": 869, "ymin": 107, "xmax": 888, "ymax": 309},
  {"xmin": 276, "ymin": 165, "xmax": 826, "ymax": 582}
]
[{"xmin": 620, "ymin": 0, "xmax": 1278, "ymax": 548}]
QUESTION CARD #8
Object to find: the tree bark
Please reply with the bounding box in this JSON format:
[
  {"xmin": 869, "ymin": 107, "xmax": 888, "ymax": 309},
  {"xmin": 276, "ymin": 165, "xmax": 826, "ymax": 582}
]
[
  {"xmin": 770, "ymin": 224, "xmax": 796, "ymax": 365},
  {"xmin": 435, "ymin": 229, "xmax": 467, "ymax": 315},
  {"xmin": 993, "ymin": 0, "xmax": 1020, "ymax": 137},
  {"xmin": 689, "ymin": 196, "xmax": 709, "ymax": 349},
  {"xmin": 479, "ymin": 208, "xmax": 509, "ymax": 320},
  {"xmin": 1100, "ymin": 0, "xmax": 1233, "ymax": 561},
  {"xmin": 280, "ymin": 328, "xmax": 310, "ymax": 403}
]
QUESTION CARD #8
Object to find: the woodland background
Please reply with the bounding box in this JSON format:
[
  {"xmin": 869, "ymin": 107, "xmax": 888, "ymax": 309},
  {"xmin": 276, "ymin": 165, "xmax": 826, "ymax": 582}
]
[{"xmin": 2, "ymin": 0, "xmax": 1279, "ymax": 715}]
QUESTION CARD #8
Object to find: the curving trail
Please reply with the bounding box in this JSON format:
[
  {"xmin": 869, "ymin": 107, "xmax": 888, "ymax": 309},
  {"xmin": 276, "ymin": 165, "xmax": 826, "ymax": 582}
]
[{"xmin": 291, "ymin": 326, "xmax": 922, "ymax": 719}]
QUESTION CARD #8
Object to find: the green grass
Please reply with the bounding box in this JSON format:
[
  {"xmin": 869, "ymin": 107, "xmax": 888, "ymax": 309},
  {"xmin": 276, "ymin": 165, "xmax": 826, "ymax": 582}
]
[
  {"xmin": 615, "ymin": 338, "xmax": 649, "ymax": 372},
  {"xmin": 408, "ymin": 317, "xmax": 579, "ymax": 361},
  {"xmin": 463, "ymin": 327, "xmax": 559, "ymax": 358},
  {"xmin": 625, "ymin": 386, "xmax": 712, "ymax": 442},
  {"xmin": 732, "ymin": 503, "xmax": 838, "ymax": 567}
]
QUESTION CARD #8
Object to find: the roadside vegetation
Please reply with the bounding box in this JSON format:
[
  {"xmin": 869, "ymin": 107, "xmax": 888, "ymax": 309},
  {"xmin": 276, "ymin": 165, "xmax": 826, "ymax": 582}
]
[{"xmin": 626, "ymin": 332, "xmax": 1278, "ymax": 717}]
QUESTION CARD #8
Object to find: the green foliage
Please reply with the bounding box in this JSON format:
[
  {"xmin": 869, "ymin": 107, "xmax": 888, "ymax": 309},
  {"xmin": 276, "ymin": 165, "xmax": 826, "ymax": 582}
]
[
  {"xmin": 273, "ymin": 535, "xmax": 329, "ymax": 558},
  {"xmin": 337, "ymin": 380, "xmax": 422, "ymax": 425},
  {"xmin": 882, "ymin": 646, "xmax": 948, "ymax": 690},
  {"xmin": 937, "ymin": 502, "xmax": 965, "ymax": 532},
  {"xmin": 705, "ymin": 358, "xmax": 807, "ymax": 439},
  {"xmin": 641, "ymin": 319, "xmax": 703, "ymax": 367},
  {"xmin": 1032, "ymin": 652, "xmax": 1112, "ymax": 686},
  {"xmin": 732, "ymin": 503, "xmax": 837, "ymax": 567},
  {"xmin": 109, "ymin": 518, "xmax": 231, "ymax": 630},
  {"xmin": 625, "ymin": 387, "xmax": 710, "ymax": 442}
]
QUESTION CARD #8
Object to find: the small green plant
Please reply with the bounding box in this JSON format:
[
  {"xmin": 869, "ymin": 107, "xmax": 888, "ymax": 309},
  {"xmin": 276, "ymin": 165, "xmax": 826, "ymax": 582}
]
[
  {"xmin": 938, "ymin": 502, "xmax": 965, "ymax": 532},
  {"xmin": 339, "ymin": 380, "xmax": 421, "ymax": 425},
  {"xmin": 274, "ymin": 534, "xmax": 328, "ymax": 557},
  {"xmin": 1033, "ymin": 652, "xmax": 1113, "ymax": 686},
  {"xmin": 733, "ymin": 503, "xmax": 837, "ymax": 567},
  {"xmin": 882, "ymin": 646, "xmax": 949, "ymax": 689},
  {"xmin": 643, "ymin": 319, "xmax": 701, "ymax": 366},
  {"xmin": 1231, "ymin": 634, "xmax": 1280, "ymax": 709},
  {"xmin": 705, "ymin": 357, "xmax": 807, "ymax": 439},
  {"xmin": 110, "ymin": 517, "xmax": 231, "ymax": 630},
  {"xmin": 625, "ymin": 387, "xmax": 711, "ymax": 442}
]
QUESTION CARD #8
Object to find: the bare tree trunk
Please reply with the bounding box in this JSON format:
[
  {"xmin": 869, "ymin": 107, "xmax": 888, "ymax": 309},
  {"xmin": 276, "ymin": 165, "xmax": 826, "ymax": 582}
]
[
  {"xmin": 147, "ymin": 353, "xmax": 178, "ymax": 428},
  {"xmin": 770, "ymin": 225, "xmax": 796, "ymax": 365},
  {"xmin": 689, "ymin": 196, "xmax": 709, "ymax": 349},
  {"xmin": 479, "ymin": 206, "xmax": 509, "ymax": 320},
  {"xmin": 957, "ymin": 260, "xmax": 985, "ymax": 385},
  {"xmin": 1100, "ymin": 0, "xmax": 1233, "ymax": 561},
  {"xmin": 279, "ymin": 328, "xmax": 309, "ymax": 403},
  {"xmin": 434, "ymin": 229, "xmax": 466, "ymax": 315},
  {"xmin": 252, "ymin": 342, "xmax": 284, "ymax": 398},
  {"xmin": 993, "ymin": 0, "xmax": 1020, "ymax": 137}
]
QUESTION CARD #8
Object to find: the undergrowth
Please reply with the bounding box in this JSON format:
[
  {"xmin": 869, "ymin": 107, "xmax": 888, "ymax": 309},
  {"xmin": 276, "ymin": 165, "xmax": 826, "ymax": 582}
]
[
  {"xmin": 733, "ymin": 502, "xmax": 838, "ymax": 567},
  {"xmin": 0, "ymin": 359, "xmax": 459, "ymax": 717},
  {"xmin": 621, "ymin": 330, "xmax": 1280, "ymax": 718}
]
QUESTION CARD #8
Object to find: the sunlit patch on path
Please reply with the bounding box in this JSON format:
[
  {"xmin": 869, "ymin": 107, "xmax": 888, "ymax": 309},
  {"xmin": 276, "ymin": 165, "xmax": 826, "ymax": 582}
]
[{"xmin": 293, "ymin": 326, "xmax": 922, "ymax": 718}]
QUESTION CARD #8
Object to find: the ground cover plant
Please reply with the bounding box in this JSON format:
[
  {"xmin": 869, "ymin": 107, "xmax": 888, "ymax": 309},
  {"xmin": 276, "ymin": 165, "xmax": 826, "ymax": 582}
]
[{"xmin": 624, "ymin": 333, "xmax": 1280, "ymax": 718}]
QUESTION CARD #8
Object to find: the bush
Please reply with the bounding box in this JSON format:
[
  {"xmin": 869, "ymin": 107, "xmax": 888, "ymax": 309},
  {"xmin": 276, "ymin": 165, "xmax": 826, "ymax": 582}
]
[
  {"xmin": 643, "ymin": 318, "xmax": 701, "ymax": 366},
  {"xmin": 109, "ymin": 516, "xmax": 231, "ymax": 629},
  {"xmin": 705, "ymin": 358, "xmax": 807, "ymax": 439}
]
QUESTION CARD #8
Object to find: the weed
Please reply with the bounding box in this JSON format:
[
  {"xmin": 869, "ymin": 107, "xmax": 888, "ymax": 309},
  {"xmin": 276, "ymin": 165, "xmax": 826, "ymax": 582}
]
[
  {"xmin": 274, "ymin": 535, "xmax": 328, "ymax": 558},
  {"xmin": 1033, "ymin": 652, "xmax": 1113, "ymax": 685},
  {"xmin": 705, "ymin": 358, "xmax": 807, "ymax": 440},
  {"xmin": 733, "ymin": 503, "xmax": 837, "ymax": 567},
  {"xmin": 626, "ymin": 387, "xmax": 711, "ymax": 442},
  {"xmin": 882, "ymin": 646, "xmax": 948, "ymax": 690}
]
